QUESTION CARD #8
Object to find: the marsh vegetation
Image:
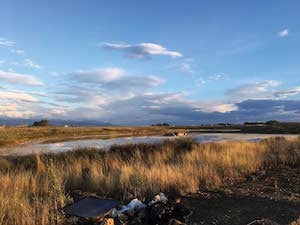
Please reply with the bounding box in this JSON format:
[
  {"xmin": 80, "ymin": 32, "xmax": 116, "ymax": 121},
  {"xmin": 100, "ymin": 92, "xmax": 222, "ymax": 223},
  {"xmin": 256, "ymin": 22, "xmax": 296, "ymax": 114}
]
[
  {"xmin": 0, "ymin": 137, "xmax": 299, "ymax": 224},
  {"xmin": 0, "ymin": 126, "xmax": 172, "ymax": 147}
]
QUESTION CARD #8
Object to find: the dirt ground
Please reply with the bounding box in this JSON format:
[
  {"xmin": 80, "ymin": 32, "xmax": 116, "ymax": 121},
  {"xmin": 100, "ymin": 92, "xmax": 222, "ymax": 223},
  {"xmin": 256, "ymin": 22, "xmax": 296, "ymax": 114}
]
[{"xmin": 184, "ymin": 165, "xmax": 300, "ymax": 225}]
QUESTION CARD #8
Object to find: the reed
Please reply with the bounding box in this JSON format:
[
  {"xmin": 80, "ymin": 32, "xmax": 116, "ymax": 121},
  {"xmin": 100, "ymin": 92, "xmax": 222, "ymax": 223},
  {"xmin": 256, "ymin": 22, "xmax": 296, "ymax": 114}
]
[{"xmin": 0, "ymin": 137, "xmax": 299, "ymax": 224}]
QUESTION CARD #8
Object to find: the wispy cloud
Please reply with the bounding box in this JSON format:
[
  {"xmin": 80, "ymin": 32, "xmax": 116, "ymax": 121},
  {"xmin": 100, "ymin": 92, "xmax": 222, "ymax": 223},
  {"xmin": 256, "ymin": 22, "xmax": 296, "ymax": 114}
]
[
  {"xmin": 208, "ymin": 74, "xmax": 226, "ymax": 81},
  {"xmin": 278, "ymin": 29, "xmax": 289, "ymax": 37},
  {"xmin": 23, "ymin": 59, "xmax": 42, "ymax": 69},
  {"xmin": 0, "ymin": 91, "xmax": 37, "ymax": 102},
  {"xmin": 71, "ymin": 67, "xmax": 125, "ymax": 82},
  {"xmin": 168, "ymin": 58, "xmax": 194, "ymax": 74},
  {"xmin": 195, "ymin": 74, "xmax": 227, "ymax": 86},
  {"xmin": 11, "ymin": 49, "xmax": 25, "ymax": 55},
  {"xmin": 102, "ymin": 42, "xmax": 183, "ymax": 59},
  {"xmin": 65, "ymin": 67, "xmax": 165, "ymax": 100},
  {"xmin": 178, "ymin": 62, "xmax": 194, "ymax": 73},
  {"xmin": 226, "ymin": 80, "xmax": 300, "ymax": 102},
  {"xmin": 0, "ymin": 38, "xmax": 15, "ymax": 47},
  {"xmin": 226, "ymin": 80, "xmax": 280, "ymax": 101},
  {"xmin": 0, "ymin": 70, "xmax": 43, "ymax": 86},
  {"xmin": 274, "ymin": 87, "xmax": 300, "ymax": 98},
  {"xmin": 51, "ymin": 67, "xmax": 166, "ymax": 109}
]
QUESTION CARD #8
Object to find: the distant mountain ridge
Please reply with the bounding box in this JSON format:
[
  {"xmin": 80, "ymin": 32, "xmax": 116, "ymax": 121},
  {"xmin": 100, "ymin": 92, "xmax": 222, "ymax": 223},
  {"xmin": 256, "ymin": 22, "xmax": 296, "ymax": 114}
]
[{"xmin": 0, "ymin": 118, "xmax": 113, "ymax": 126}]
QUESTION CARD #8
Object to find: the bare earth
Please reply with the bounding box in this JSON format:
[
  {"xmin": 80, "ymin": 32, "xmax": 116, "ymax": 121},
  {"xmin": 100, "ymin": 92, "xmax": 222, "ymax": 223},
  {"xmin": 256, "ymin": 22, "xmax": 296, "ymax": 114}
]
[{"xmin": 185, "ymin": 165, "xmax": 300, "ymax": 225}]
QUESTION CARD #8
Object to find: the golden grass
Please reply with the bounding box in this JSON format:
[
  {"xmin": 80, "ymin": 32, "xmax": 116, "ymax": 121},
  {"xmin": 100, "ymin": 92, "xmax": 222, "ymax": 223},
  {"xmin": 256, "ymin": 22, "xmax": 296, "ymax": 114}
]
[
  {"xmin": 0, "ymin": 126, "xmax": 171, "ymax": 147},
  {"xmin": 0, "ymin": 137, "xmax": 299, "ymax": 224}
]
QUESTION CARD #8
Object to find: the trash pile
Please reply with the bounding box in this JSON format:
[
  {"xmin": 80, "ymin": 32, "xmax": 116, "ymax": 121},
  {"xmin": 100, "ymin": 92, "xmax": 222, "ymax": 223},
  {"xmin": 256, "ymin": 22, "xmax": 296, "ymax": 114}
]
[{"xmin": 64, "ymin": 191, "xmax": 192, "ymax": 225}]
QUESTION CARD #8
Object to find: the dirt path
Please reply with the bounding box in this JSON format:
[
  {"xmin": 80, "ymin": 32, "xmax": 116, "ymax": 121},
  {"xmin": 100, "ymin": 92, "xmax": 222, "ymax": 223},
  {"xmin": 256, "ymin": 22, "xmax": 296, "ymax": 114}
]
[{"xmin": 184, "ymin": 165, "xmax": 300, "ymax": 225}]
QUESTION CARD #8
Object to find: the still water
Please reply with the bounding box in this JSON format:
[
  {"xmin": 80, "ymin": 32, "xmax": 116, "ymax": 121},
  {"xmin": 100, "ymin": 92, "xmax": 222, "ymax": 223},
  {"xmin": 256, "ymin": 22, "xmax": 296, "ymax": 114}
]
[{"xmin": 0, "ymin": 133, "xmax": 297, "ymax": 156}]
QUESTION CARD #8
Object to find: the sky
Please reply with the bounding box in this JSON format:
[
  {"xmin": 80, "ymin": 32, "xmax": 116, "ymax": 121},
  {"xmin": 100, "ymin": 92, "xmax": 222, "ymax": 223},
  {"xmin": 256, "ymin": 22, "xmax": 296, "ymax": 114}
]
[{"xmin": 0, "ymin": 0, "xmax": 300, "ymax": 125}]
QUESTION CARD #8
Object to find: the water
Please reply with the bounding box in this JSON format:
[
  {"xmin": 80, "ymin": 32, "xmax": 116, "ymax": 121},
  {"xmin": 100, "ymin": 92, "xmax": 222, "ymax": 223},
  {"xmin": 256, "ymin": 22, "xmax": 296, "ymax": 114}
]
[{"xmin": 0, "ymin": 133, "xmax": 297, "ymax": 156}]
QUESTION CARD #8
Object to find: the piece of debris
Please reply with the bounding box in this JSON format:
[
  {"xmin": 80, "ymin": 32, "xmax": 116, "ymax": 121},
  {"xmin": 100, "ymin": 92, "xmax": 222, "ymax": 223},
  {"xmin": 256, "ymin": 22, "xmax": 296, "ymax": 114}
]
[
  {"xmin": 111, "ymin": 198, "xmax": 147, "ymax": 217},
  {"xmin": 64, "ymin": 192, "xmax": 191, "ymax": 225},
  {"xmin": 148, "ymin": 192, "xmax": 168, "ymax": 206},
  {"xmin": 64, "ymin": 196, "xmax": 119, "ymax": 220}
]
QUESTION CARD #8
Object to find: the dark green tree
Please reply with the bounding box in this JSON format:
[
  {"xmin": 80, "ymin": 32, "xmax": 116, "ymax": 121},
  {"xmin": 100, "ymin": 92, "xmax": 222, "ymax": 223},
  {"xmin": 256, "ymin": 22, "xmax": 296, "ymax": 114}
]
[
  {"xmin": 265, "ymin": 120, "xmax": 280, "ymax": 126},
  {"xmin": 32, "ymin": 120, "xmax": 50, "ymax": 127}
]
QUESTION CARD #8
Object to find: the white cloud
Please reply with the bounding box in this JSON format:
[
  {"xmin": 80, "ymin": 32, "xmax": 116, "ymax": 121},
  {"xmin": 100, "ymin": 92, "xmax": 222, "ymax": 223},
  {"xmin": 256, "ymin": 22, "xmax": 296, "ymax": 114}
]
[
  {"xmin": 0, "ymin": 91, "xmax": 37, "ymax": 102},
  {"xmin": 167, "ymin": 58, "xmax": 195, "ymax": 74},
  {"xmin": 226, "ymin": 80, "xmax": 280, "ymax": 101},
  {"xmin": 23, "ymin": 59, "xmax": 42, "ymax": 69},
  {"xmin": 11, "ymin": 49, "xmax": 25, "ymax": 55},
  {"xmin": 102, "ymin": 42, "xmax": 183, "ymax": 59},
  {"xmin": 195, "ymin": 74, "xmax": 226, "ymax": 87},
  {"xmin": 0, "ymin": 60, "xmax": 5, "ymax": 64},
  {"xmin": 0, "ymin": 70, "xmax": 43, "ymax": 86},
  {"xmin": 208, "ymin": 74, "xmax": 225, "ymax": 81},
  {"xmin": 195, "ymin": 103, "xmax": 238, "ymax": 113},
  {"xmin": 226, "ymin": 80, "xmax": 300, "ymax": 103},
  {"xmin": 274, "ymin": 87, "xmax": 300, "ymax": 98},
  {"xmin": 71, "ymin": 67, "xmax": 125, "ymax": 82},
  {"xmin": 0, "ymin": 102, "xmax": 39, "ymax": 118},
  {"xmin": 0, "ymin": 38, "xmax": 15, "ymax": 47},
  {"xmin": 278, "ymin": 29, "xmax": 289, "ymax": 37},
  {"xmin": 196, "ymin": 79, "xmax": 207, "ymax": 86},
  {"xmin": 179, "ymin": 62, "xmax": 194, "ymax": 73},
  {"xmin": 52, "ymin": 67, "xmax": 166, "ymax": 110},
  {"xmin": 69, "ymin": 67, "xmax": 164, "ymax": 94}
]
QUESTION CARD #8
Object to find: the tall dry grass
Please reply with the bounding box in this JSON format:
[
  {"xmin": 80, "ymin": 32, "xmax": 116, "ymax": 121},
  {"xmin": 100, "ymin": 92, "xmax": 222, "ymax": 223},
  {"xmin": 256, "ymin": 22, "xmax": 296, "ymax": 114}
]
[
  {"xmin": 0, "ymin": 137, "xmax": 299, "ymax": 224},
  {"xmin": 0, "ymin": 126, "xmax": 171, "ymax": 147}
]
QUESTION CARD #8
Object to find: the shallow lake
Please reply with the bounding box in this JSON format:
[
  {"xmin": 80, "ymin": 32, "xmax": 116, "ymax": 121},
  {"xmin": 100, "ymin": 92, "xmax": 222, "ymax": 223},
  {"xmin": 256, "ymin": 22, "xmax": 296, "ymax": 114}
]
[{"xmin": 0, "ymin": 133, "xmax": 298, "ymax": 156}]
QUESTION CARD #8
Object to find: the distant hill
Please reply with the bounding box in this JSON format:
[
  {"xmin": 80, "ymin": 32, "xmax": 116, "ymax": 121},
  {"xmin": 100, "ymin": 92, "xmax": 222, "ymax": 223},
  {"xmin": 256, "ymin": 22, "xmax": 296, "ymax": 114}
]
[{"xmin": 0, "ymin": 118, "xmax": 113, "ymax": 127}]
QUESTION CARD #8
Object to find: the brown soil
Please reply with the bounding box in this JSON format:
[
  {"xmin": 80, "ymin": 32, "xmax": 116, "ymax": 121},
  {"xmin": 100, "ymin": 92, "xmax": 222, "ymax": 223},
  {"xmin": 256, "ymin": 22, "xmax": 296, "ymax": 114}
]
[{"xmin": 184, "ymin": 165, "xmax": 300, "ymax": 225}]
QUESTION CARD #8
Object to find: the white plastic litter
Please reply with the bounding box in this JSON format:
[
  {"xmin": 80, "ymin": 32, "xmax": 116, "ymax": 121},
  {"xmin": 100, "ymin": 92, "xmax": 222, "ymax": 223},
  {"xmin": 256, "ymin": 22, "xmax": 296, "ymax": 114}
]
[
  {"xmin": 111, "ymin": 198, "xmax": 146, "ymax": 217},
  {"xmin": 148, "ymin": 192, "xmax": 168, "ymax": 206}
]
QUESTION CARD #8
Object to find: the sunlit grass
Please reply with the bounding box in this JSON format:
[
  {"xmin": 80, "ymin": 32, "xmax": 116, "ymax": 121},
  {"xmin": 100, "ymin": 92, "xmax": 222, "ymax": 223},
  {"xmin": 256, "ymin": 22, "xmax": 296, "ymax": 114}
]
[
  {"xmin": 0, "ymin": 126, "xmax": 171, "ymax": 147},
  {"xmin": 0, "ymin": 137, "xmax": 299, "ymax": 224}
]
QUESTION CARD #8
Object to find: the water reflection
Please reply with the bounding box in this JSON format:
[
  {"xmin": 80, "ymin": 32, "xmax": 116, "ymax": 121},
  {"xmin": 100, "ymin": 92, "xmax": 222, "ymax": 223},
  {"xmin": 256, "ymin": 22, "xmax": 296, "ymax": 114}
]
[{"xmin": 1, "ymin": 133, "xmax": 297, "ymax": 156}]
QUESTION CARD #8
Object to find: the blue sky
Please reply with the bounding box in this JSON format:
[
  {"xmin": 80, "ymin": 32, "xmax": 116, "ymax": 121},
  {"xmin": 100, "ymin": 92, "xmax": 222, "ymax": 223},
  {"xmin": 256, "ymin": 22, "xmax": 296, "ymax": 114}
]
[{"xmin": 0, "ymin": 0, "xmax": 300, "ymax": 124}]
